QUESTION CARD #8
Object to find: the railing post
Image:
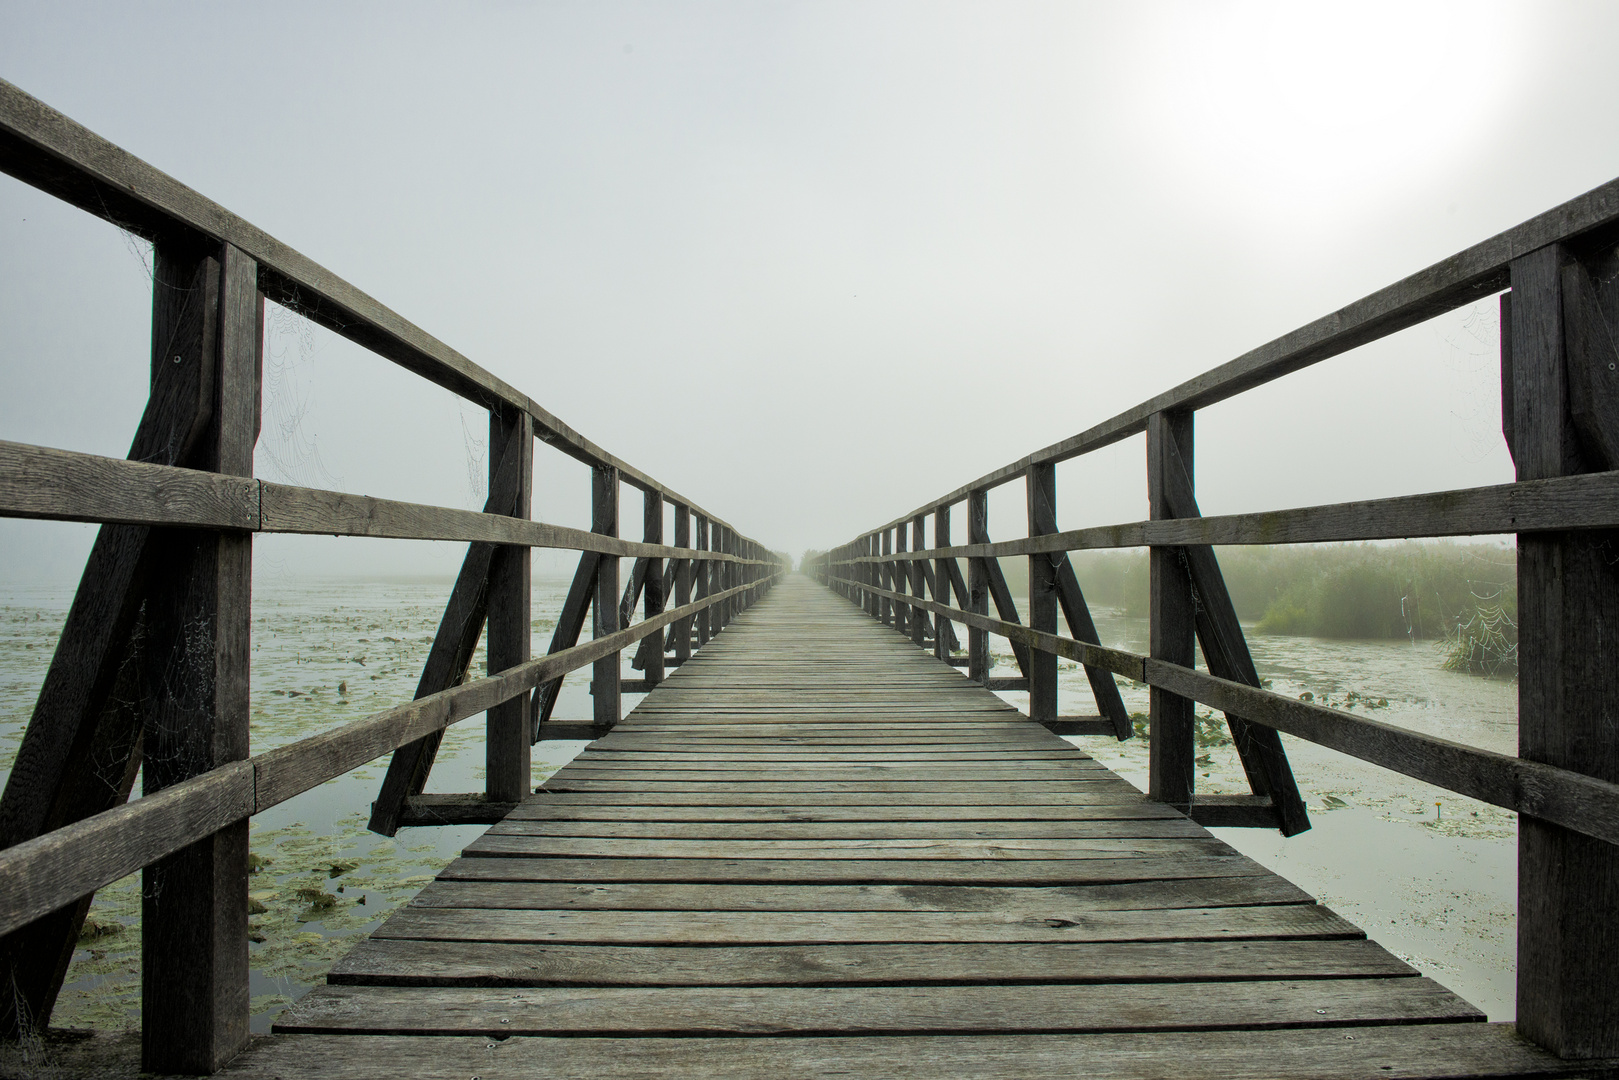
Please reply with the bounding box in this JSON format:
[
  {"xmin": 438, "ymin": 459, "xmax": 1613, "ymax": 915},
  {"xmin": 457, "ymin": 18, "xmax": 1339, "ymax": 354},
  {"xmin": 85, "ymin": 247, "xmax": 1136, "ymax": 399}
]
[
  {"xmin": 880, "ymin": 531, "xmax": 893, "ymax": 625},
  {"xmin": 910, "ymin": 514, "xmax": 927, "ymax": 647},
  {"xmin": 695, "ymin": 515, "xmax": 711, "ymax": 646},
  {"xmin": 967, "ymin": 489, "xmax": 990, "ymax": 684},
  {"xmin": 643, "ymin": 491, "xmax": 665, "ymax": 688},
  {"xmin": 934, "ymin": 507, "xmax": 952, "ymax": 662},
  {"xmin": 1509, "ymin": 241, "xmax": 1619, "ymax": 1057},
  {"xmin": 714, "ymin": 525, "xmax": 729, "ymax": 631},
  {"xmin": 1026, "ymin": 463, "xmax": 1058, "ymax": 722},
  {"xmin": 591, "ymin": 465, "xmax": 621, "ymax": 727},
  {"xmin": 865, "ymin": 536, "xmax": 878, "ymax": 617},
  {"xmin": 485, "ymin": 408, "xmax": 532, "ymax": 803},
  {"xmin": 893, "ymin": 524, "xmax": 909, "ymax": 636},
  {"xmin": 141, "ymin": 241, "xmax": 259, "ymax": 1073},
  {"xmin": 1147, "ymin": 409, "xmax": 1196, "ymax": 811},
  {"xmin": 673, "ymin": 504, "xmax": 692, "ymax": 664}
]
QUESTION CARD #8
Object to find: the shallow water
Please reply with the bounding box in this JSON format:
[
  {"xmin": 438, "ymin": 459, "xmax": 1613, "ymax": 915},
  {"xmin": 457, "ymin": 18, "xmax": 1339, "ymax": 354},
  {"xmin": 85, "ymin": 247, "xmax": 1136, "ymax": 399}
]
[
  {"xmin": 988, "ymin": 604, "xmax": 1519, "ymax": 1020},
  {"xmin": 1, "ymin": 580, "xmax": 1519, "ymax": 1031},
  {"xmin": 0, "ymin": 574, "xmax": 611, "ymax": 1034}
]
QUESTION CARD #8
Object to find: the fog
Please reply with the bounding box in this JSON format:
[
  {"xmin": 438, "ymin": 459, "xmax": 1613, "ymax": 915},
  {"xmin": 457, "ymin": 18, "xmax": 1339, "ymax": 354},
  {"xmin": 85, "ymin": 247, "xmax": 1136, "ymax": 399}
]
[{"xmin": 4, "ymin": 2, "xmax": 1619, "ymax": 580}]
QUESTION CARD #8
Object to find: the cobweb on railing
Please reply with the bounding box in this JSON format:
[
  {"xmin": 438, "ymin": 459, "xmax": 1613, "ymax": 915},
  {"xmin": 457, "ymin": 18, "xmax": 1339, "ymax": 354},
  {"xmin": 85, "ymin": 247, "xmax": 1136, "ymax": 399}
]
[
  {"xmin": 458, "ymin": 401, "xmax": 487, "ymax": 510},
  {"xmin": 257, "ymin": 301, "xmax": 342, "ymax": 491},
  {"xmin": 1437, "ymin": 301, "xmax": 1503, "ymax": 465}
]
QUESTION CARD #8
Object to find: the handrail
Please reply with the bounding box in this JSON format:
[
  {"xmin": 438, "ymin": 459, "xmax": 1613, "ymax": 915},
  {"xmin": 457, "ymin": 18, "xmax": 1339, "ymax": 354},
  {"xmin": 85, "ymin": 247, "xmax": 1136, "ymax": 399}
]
[
  {"xmin": 0, "ymin": 78, "xmax": 742, "ymax": 531},
  {"xmin": 846, "ymin": 578, "xmax": 1619, "ymax": 849},
  {"xmin": 0, "ymin": 578, "xmax": 769, "ymax": 938},
  {"xmin": 859, "ymin": 174, "xmax": 1619, "ymax": 535},
  {"xmin": 811, "ymin": 175, "xmax": 1619, "ymax": 1059},
  {"xmin": 0, "ymin": 78, "xmax": 788, "ymax": 1068},
  {"xmin": 0, "ymin": 440, "xmax": 776, "ymax": 563}
]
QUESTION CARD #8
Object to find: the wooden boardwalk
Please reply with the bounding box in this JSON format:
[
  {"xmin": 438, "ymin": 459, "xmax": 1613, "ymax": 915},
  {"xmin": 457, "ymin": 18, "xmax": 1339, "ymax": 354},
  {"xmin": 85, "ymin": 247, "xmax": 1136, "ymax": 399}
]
[{"xmin": 222, "ymin": 575, "xmax": 1574, "ymax": 1077}]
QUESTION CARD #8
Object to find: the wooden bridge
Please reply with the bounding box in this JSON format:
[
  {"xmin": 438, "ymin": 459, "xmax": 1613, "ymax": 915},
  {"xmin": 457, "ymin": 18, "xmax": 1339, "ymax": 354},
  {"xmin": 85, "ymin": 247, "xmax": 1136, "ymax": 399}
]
[{"xmin": 1, "ymin": 79, "xmax": 1618, "ymax": 1077}]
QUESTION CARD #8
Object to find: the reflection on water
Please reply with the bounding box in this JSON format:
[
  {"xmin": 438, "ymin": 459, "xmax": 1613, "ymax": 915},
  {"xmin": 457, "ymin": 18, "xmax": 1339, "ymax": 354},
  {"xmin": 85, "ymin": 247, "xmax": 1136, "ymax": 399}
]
[{"xmin": 990, "ymin": 604, "xmax": 1519, "ymax": 1020}]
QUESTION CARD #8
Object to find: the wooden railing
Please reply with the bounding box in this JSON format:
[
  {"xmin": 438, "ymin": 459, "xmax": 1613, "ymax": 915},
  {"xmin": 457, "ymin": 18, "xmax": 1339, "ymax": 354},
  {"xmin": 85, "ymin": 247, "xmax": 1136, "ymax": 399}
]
[
  {"xmin": 0, "ymin": 79, "xmax": 784, "ymax": 1072},
  {"xmin": 810, "ymin": 176, "xmax": 1619, "ymax": 1061}
]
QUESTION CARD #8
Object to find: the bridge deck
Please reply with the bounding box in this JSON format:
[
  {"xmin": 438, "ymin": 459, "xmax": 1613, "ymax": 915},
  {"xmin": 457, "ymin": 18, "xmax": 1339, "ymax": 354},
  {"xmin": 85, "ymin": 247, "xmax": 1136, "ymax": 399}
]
[{"xmin": 221, "ymin": 576, "xmax": 1574, "ymax": 1078}]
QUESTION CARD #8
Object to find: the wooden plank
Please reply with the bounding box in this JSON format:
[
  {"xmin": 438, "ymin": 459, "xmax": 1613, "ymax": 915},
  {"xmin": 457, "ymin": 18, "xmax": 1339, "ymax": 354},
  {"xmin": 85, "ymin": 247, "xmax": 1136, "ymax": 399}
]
[
  {"xmin": 371, "ymin": 903, "xmax": 1354, "ymax": 945},
  {"xmin": 275, "ymin": 978, "xmax": 1475, "ymax": 1036},
  {"xmin": 404, "ymin": 876, "xmax": 1312, "ymax": 912},
  {"xmin": 483, "ymin": 820, "xmax": 1203, "ymax": 840},
  {"xmin": 436, "ymin": 855, "xmax": 1274, "ymax": 886},
  {"xmin": 461, "ymin": 836, "xmax": 1230, "ymax": 860},
  {"xmin": 205, "ymin": 1024, "xmax": 1606, "ymax": 1079}
]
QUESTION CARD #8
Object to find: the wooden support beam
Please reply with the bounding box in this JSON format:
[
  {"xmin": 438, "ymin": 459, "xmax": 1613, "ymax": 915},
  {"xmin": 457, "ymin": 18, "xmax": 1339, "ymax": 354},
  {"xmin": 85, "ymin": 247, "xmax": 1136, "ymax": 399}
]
[
  {"xmin": 484, "ymin": 409, "xmax": 532, "ymax": 805},
  {"xmin": 1026, "ymin": 464, "xmax": 1059, "ymax": 723},
  {"xmin": 592, "ymin": 466, "xmax": 621, "ymax": 728},
  {"xmin": 0, "ymin": 231, "xmax": 232, "ymax": 1041},
  {"xmin": 397, "ymin": 794, "xmax": 518, "ymax": 828},
  {"xmin": 977, "ymin": 553, "xmax": 1033, "ymax": 679},
  {"xmin": 1147, "ymin": 409, "xmax": 1196, "ymax": 813},
  {"xmin": 1512, "ymin": 239, "xmax": 1619, "ymax": 1058},
  {"xmin": 892, "ymin": 525, "xmax": 909, "ymax": 636},
  {"xmin": 618, "ymin": 557, "xmax": 650, "ymax": 630},
  {"xmin": 138, "ymin": 241, "xmax": 260, "ymax": 1074},
  {"xmin": 1156, "ymin": 430, "xmax": 1310, "ymax": 836},
  {"xmin": 526, "ymin": 551, "xmax": 600, "ymax": 737},
  {"xmin": 368, "ymin": 404, "xmax": 531, "ymax": 836},
  {"xmin": 695, "ymin": 515, "xmax": 711, "ymax": 647},
  {"xmin": 1025, "ymin": 464, "xmax": 1133, "ymax": 741}
]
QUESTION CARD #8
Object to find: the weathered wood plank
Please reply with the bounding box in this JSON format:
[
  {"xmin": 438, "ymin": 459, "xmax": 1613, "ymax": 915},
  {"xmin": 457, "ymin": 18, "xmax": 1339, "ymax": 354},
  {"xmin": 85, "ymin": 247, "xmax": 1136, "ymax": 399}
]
[
  {"xmin": 208, "ymin": 1024, "xmax": 1606, "ymax": 1079},
  {"xmin": 371, "ymin": 903, "xmax": 1356, "ymax": 945},
  {"xmin": 276, "ymin": 978, "xmax": 1474, "ymax": 1036}
]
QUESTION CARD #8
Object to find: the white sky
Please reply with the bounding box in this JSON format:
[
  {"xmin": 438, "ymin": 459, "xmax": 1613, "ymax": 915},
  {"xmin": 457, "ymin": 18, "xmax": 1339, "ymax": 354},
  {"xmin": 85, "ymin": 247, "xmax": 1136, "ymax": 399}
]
[{"xmin": 3, "ymin": 2, "xmax": 1618, "ymax": 580}]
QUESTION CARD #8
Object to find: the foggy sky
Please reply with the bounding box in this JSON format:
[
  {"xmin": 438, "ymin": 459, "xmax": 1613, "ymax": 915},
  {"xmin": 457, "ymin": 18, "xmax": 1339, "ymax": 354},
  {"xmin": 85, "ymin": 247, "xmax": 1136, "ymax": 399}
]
[{"xmin": 4, "ymin": 2, "xmax": 1619, "ymax": 582}]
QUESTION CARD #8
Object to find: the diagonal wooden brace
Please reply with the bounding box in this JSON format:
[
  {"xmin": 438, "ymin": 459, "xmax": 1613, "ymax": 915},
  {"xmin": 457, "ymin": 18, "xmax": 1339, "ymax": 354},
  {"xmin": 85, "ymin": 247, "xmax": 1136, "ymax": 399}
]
[{"xmin": 1159, "ymin": 434, "xmax": 1311, "ymax": 836}]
